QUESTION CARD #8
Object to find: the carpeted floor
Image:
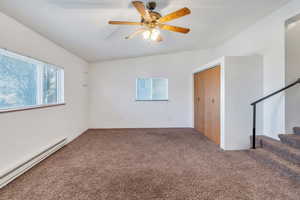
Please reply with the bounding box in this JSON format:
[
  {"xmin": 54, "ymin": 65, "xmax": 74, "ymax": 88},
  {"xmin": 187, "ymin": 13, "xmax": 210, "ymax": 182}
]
[{"xmin": 1, "ymin": 128, "xmax": 300, "ymax": 200}]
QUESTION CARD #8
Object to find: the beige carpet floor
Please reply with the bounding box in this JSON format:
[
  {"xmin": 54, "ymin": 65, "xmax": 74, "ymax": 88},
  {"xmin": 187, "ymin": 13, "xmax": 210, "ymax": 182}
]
[{"xmin": 1, "ymin": 128, "xmax": 300, "ymax": 200}]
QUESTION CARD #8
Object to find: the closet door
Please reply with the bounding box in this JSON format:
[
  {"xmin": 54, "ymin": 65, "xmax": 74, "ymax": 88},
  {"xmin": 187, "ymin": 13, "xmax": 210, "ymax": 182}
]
[
  {"xmin": 194, "ymin": 72, "xmax": 205, "ymax": 133},
  {"xmin": 204, "ymin": 66, "xmax": 220, "ymax": 145},
  {"xmin": 194, "ymin": 66, "xmax": 220, "ymax": 145},
  {"xmin": 194, "ymin": 73, "xmax": 199, "ymax": 131}
]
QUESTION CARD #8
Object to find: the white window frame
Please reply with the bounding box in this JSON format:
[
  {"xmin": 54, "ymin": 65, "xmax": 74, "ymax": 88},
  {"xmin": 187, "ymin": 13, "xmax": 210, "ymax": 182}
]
[
  {"xmin": 0, "ymin": 48, "xmax": 65, "ymax": 113},
  {"xmin": 135, "ymin": 78, "xmax": 169, "ymax": 101}
]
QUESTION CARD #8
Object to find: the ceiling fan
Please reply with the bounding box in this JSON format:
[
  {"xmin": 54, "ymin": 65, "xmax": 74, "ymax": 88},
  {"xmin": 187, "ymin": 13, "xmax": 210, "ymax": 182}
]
[{"xmin": 108, "ymin": 1, "xmax": 191, "ymax": 42}]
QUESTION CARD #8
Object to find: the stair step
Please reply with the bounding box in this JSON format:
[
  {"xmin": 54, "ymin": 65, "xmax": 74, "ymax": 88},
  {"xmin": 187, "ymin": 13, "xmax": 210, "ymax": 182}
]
[
  {"xmin": 248, "ymin": 148, "xmax": 300, "ymax": 182},
  {"xmin": 256, "ymin": 136, "xmax": 300, "ymax": 166},
  {"xmin": 279, "ymin": 134, "xmax": 300, "ymax": 150},
  {"xmin": 294, "ymin": 127, "xmax": 300, "ymax": 135}
]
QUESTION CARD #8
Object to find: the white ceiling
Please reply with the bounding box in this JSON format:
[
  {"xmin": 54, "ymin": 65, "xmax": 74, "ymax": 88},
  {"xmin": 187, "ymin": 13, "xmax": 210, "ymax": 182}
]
[{"xmin": 0, "ymin": 0, "xmax": 291, "ymax": 62}]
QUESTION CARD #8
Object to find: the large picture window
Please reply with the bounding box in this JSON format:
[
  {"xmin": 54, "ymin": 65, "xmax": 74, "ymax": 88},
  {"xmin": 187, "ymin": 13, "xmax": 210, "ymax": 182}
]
[
  {"xmin": 0, "ymin": 48, "xmax": 64, "ymax": 111},
  {"xmin": 136, "ymin": 78, "xmax": 168, "ymax": 101}
]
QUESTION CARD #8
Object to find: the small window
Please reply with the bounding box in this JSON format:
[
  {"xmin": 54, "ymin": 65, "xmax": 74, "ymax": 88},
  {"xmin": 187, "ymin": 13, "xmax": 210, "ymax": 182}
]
[
  {"xmin": 136, "ymin": 78, "xmax": 168, "ymax": 101},
  {"xmin": 0, "ymin": 48, "xmax": 64, "ymax": 111}
]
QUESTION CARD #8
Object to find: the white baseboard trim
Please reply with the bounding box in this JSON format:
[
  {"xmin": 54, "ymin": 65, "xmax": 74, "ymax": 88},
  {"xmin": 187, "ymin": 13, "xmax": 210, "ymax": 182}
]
[{"xmin": 0, "ymin": 138, "xmax": 67, "ymax": 189}]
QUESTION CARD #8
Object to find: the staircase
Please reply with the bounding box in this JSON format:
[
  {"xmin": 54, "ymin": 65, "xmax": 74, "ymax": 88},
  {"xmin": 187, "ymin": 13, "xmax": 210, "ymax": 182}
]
[{"xmin": 248, "ymin": 127, "xmax": 300, "ymax": 181}]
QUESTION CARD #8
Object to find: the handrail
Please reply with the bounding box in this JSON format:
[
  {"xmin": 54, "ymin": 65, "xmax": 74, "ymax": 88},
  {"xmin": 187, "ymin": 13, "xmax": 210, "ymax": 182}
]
[
  {"xmin": 251, "ymin": 78, "xmax": 300, "ymax": 149},
  {"xmin": 251, "ymin": 78, "xmax": 300, "ymax": 105}
]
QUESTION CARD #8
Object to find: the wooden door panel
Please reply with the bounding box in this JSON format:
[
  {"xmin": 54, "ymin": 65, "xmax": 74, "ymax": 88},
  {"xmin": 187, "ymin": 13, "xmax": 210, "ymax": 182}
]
[
  {"xmin": 204, "ymin": 68, "xmax": 213, "ymax": 140},
  {"xmin": 209, "ymin": 66, "xmax": 221, "ymax": 145},
  {"xmin": 194, "ymin": 66, "xmax": 220, "ymax": 145},
  {"xmin": 198, "ymin": 73, "xmax": 205, "ymax": 133},
  {"xmin": 194, "ymin": 73, "xmax": 199, "ymax": 131},
  {"xmin": 194, "ymin": 72, "xmax": 205, "ymax": 134}
]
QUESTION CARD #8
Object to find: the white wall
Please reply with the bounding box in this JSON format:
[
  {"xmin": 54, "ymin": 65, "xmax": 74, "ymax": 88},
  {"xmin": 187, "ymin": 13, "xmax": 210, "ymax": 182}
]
[
  {"xmin": 211, "ymin": 0, "xmax": 300, "ymax": 139},
  {"xmin": 223, "ymin": 56, "xmax": 263, "ymax": 149},
  {"xmin": 286, "ymin": 18, "xmax": 300, "ymax": 132},
  {"xmin": 89, "ymin": 50, "xmax": 215, "ymax": 128},
  {"xmin": 0, "ymin": 12, "xmax": 89, "ymax": 174}
]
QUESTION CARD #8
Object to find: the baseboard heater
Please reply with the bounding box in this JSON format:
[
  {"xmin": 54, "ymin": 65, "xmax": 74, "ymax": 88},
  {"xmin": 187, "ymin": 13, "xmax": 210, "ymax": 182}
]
[{"xmin": 0, "ymin": 138, "xmax": 67, "ymax": 189}]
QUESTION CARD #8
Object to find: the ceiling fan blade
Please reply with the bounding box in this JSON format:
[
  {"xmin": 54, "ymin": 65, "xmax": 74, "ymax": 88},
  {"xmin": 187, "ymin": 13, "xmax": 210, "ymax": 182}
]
[
  {"xmin": 132, "ymin": 1, "xmax": 152, "ymax": 21},
  {"xmin": 108, "ymin": 21, "xmax": 142, "ymax": 26},
  {"xmin": 159, "ymin": 24, "xmax": 190, "ymax": 34},
  {"xmin": 158, "ymin": 7, "xmax": 191, "ymax": 23},
  {"xmin": 125, "ymin": 28, "xmax": 146, "ymax": 39}
]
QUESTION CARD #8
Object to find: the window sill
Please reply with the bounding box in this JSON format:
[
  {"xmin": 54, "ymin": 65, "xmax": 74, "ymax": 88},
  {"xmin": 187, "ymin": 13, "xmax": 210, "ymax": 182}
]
[
  {"xmin": 135, "ymin": 100, "xmax": 169, "ymax": 102},
  {"xmin": 0, "ymin": 103, "xmax": 66, "ymax": 114}
]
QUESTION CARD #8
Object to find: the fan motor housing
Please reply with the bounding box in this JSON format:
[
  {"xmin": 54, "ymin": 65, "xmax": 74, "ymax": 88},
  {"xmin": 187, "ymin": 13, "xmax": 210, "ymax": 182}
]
[
  {"xmin": 141, "ymin": 11, "xmax": 162, "ymax": 24},
  {"xmin": 140, "ymin": 1, "xmax": 162, "ymax": 23},
  {"xmin": 146, "ymin": 1, "xmax": 157, "ymax": 11},
  {"xmin": 150, "ymin": 11, "xmax": 162, "ymax": 20}
]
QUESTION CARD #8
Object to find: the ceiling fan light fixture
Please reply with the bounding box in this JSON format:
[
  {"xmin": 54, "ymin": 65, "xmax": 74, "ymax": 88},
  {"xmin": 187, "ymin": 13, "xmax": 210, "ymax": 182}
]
[
  {"xmin": 143, "ymin": 30, "xmax": 151, "ymax": 40},
  {"xmin": 143, "ymin": 29, "xmax": 160, "ymax": 41},
  {"xmin": 150, "ymin": 29, "xmax": 160, "ymax": 41}
]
